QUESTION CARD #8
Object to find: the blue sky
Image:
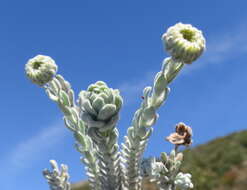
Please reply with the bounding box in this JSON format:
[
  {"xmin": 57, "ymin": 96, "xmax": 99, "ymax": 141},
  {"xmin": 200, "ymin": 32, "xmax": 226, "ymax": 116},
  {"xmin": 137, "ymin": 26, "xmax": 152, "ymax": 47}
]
[{"xmin": 1, "ymin": 0, "xmax": 247, "ymax": 189}]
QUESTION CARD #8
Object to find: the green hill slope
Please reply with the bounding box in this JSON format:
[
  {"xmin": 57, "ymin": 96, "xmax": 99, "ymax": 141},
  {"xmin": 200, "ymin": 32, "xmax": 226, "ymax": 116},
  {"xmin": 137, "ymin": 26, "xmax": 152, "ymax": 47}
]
[
  {"xmin": 71, "ymin": 130, "xmax": 247, "ymax": 190},
  {"xmin": 181, "ymin": 130, "xmax": 247, "ymax": 190}
]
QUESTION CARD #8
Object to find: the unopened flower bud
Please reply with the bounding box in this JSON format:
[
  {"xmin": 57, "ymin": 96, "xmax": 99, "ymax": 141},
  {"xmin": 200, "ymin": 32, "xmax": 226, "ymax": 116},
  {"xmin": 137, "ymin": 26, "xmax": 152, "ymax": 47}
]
[
  {"xmin": 25, "ymin": 55, "xmax": 57, "ymax": 86},
  {"xmin": 162, "ymin": 23, "xmax": 205, "ymax": 64}
]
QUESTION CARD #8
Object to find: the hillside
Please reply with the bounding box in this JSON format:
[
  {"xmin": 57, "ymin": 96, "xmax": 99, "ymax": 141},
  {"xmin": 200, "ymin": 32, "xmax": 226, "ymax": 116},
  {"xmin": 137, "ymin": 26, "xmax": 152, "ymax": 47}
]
[
  {"xmin": 181, "ymin": 130, "xmax": 247, "ymax": 190},
  {"xmin": 71, "ymin": 130, "xmax": 247, "ymax": 190}
]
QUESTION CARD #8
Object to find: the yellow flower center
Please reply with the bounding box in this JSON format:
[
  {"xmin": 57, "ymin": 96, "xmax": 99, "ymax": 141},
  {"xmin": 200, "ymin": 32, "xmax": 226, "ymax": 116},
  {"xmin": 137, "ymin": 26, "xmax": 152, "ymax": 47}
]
[
  {"xmin": 32, "ymin": 62, "xmax": 43, "ymax": 70},
  {"xmin": 180, "ymin": 29, "xmax": 195, "ymax": 42}
]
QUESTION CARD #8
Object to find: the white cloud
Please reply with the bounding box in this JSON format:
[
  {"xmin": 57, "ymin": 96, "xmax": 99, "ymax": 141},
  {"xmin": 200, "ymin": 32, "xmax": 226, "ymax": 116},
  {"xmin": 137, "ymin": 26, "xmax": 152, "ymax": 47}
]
[
  {"xmin": 208, "ymin": 24, "xmax": 247, "ymax": 59},
  {"xmin": 2, "ymin": 121, "xmax": 67, "ymax": 173}
]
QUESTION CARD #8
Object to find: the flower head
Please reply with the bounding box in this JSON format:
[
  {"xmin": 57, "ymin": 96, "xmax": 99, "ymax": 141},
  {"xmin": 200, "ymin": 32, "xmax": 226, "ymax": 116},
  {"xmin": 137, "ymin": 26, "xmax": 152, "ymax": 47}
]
[
  {"xmin": 166, "ymin": 122, "xmax": 193, "ymax": 146},
  {"xmin": 25, "ymin": 55, "xmax": 57, "ymax": 86},
  {"xmin": 162, "ymin": 23, "xmax": 205, "ymax": 64}
]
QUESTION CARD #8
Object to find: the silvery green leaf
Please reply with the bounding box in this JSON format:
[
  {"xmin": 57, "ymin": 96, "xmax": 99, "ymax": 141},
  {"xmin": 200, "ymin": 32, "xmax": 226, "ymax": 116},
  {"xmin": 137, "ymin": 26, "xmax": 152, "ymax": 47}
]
[
  {"xmin": 151, "ymin": 87, "xmax": 169, "ymax": 108},
  {"xmin": 95, "ymin": 81, "xmax": 107, "ymax": 86},
  {"xmin": 56, "ymin": 75, "xmax": 69, "ymax": 92},
  {"xmin": 114, "ymin": 94, "xmax": 123, "ymax": 111},
  {"xmin": 78, "ymin": 120, "xmax": 85, "ymax": 134},
  {"xmin": 131, "ymin": 109, "xmax": 141, "ymax": 127},
  {"xmin": 87, "ymin": 84, "xmax": 97, "ymax": 91},
  {"xmin": 175, "ymin": 160, "xmax": 182, "ymax": 169},
  {"xmin": 97, "ymin": 104, "xmax": 117, "ymax": 120},
  {"xmin": 81, "ymin": 158, "xmax": 90, "ymax": 166},
  {"xmin": 56, "ymin": 74, "xmax": 68, "ymax": 92},
  {"xmin": 86, "ymin": 171, "xmax": 96, "ymax": 178},
  {"xmin": 121, "ymin": 142, "xmax": 130, "ymax": 153},
  {"xmin": 59, "ymin": 90, "xmax": 70, "ymax": 107},
  {"xmin": 139, "ymin": 106, "xmax": 157, "ymax": 127},
  {"xmin": 137, "ymin": 126, "xmax": 146, "ymax": 138},
  {"xmin": 68, "ymin": 90, "xmax": 75, "ymax": 107},
  {"xmin": 110, "ymin": 144, "xmax": 119, "ymax": 155},
  {"xmin": 123, "ymin": 136, "xmax": 131, "ymax": 147},
  {"xmin": 108, "ymin": 129, "xmax": 118, "ymax": 146},
  {"xmin": 98, "ymin": 92, "xmax": 108, "ymax": 103},
  {"xmin": 55, "ymin": 75, "xmax": 64, "ymax": 83},
  {"xmin": 164, "ymin": 58, "xmax": 184, "ymax": 83},
  {"xmin": 170, "ymin": 149, "xmax": 176, "ymax": 160},
  {"xmin": 161, "ymin": 152, "xmax": 168, "ymax": 163},
  {"xmin": 98, "ymin": 114, "xmax": 119, "ymax": 132},
  {"xmin": 49, "ymin": 80, "xmax": 59, "ymax": 94},
  {"xmin": 43, "ymin": 160, "xmax": 71, "ymax": 190},
  {"xmin": 64, "ymin": 81, "xmax": 71, "ymax": 92},
  {"xmin": 69, "ymin": 107, "xmax": 79, "ymax": 125},
  {"xmin": 50, "ymin": 160, "xmax": 59, "ymax": 170},
  {"xmin": 63, "ymin": 117, "xmax": 75, "ymax": 132},
  {"xmin": 142, "ymin": 86, "xmax": 152, "ymax": 106},
  {"xmin": 104, "ymin": 88, "xmax": 113, "ymax": 103},
  {"xmin": 113, "ymin": 89, "xmax": 120, "ymax": 95},
  {"xmin": 88, "ymin": 127, "xmax": 106, "ymax": 143},
  {"xmin": 59, "ymin": 103, "xmax": 71, "ymax": 115},
  {"xmin": 46, "ymin": 88, "xmax": 59, "ymax": 102},
  {"xmin": 75, "ymin": 143, "xmax": 85, "ymax": 154},
  {"xmin": 151, "ymin": 72, "xmax": 169, "ymax": 108},
  {"xmin": 112, "ymin": 152, "xmax": 120, "ymax": 162},
  {"xmin": 127, "ymin": 126, "xmax": 135, "ymax": 140},
  {"xmin": 90, "ymin": 93, "xmax": 98, "ymax": 103},
  {"xmin": 154, "ymin": 72, "xmax": 167, "ymax": 93},
  {"xmin": 53, "ymin": 77, "xmax": 62, "ymax": 91},
  {"xmin": 107, "ymin": 137, "xmax": 117, "ymax": 151},
  {"xmin": 84, "ymin": 151, "xmax": 96, "ymax": 163},
  {"xmin": 92, "ymin": 97, "xmax": 105, "ymax": 113},
  {"xmin": 82, "ymin": 112, "xmax": 105, "ymax": 128},
  {"xmin": 74, "ymin": 132, "xmax": 88, "ymax": 149},
  {"xmin": 78, "ymin": 91, "xmax": 90, "ymax": 101},
  {"xmin": 81, "ymin": 98, "xmax": 97, "ymax": 116},
  {"xmin": 139, "ymin": 139, "xmax": 147, "ymax": 147},
  {"xmin": 140, "ymin": 128, "xmax": 153, "ymax": 140}
]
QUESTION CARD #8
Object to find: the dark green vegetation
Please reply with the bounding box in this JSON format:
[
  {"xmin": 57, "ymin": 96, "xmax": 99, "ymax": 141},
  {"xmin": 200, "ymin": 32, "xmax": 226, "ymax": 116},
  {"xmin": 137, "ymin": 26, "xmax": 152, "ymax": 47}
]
[
  {"xmin": 71, "ymin": 130, "xmax": 247, "ymax": 190},
  {"xmin": 181, "ymin": 130, "xmax": 247, "ymax": 190}
]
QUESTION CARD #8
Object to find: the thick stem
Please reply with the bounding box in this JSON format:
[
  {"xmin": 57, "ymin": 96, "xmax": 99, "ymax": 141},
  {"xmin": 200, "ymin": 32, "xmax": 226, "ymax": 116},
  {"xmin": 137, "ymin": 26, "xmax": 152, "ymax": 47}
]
[
  {"xmin": 45, "ymin": 75, "xmax": 101, "ymax": 190},
  {"xmin": 88, "ymin": 128, "xmax": 121, "ymax": 190}
]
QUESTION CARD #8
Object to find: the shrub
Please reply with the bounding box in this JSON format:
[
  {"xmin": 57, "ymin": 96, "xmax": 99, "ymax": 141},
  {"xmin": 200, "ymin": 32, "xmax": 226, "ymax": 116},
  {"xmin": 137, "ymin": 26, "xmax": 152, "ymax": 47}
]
[{"xmin": 25, "ymin": 23, "xmax": 205, "ymax": 190}]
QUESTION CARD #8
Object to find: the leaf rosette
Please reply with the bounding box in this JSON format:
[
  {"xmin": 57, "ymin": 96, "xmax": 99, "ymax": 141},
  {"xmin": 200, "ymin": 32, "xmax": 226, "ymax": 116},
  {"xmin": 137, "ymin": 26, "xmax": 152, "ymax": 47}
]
[{"xmin": 79, "ymin": 81, "xmax": 123, "ymax": 135}]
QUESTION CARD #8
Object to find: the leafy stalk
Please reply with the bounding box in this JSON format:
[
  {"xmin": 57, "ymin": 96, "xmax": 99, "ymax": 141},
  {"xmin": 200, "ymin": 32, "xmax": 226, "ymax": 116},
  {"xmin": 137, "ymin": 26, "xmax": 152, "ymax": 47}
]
[
  {"xmin": 78, "ymin": 81, "xmax": 123, "ymax": 190},
  {"xmin": 121, "ymin": 57, "xmax": 184, "ymax": 190},
  {"xmin": 45, "ymin": 75, "xmax": 100, "ymax": 190},
  {"xmin": 43, "ymin": 160, "xmax": 71, "ymax": 190}
]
